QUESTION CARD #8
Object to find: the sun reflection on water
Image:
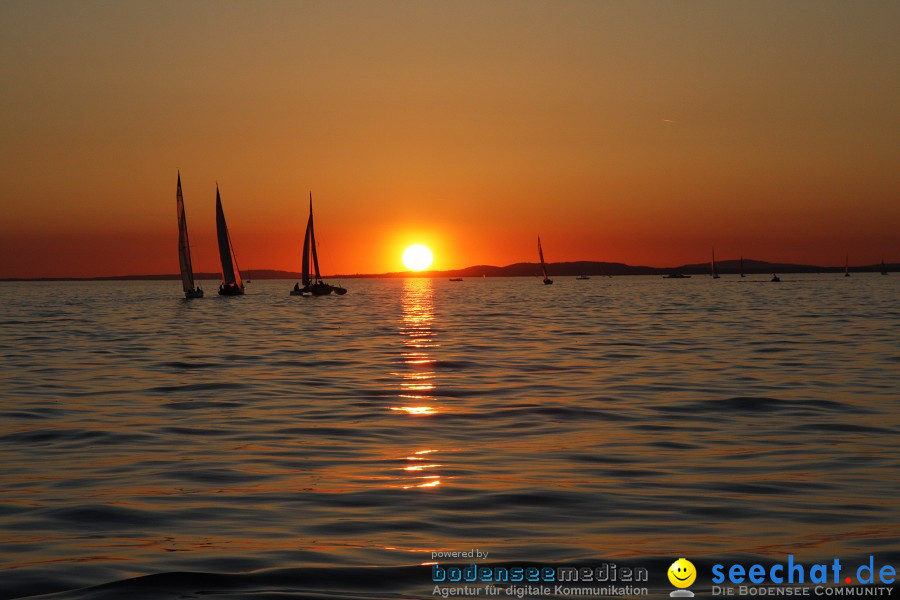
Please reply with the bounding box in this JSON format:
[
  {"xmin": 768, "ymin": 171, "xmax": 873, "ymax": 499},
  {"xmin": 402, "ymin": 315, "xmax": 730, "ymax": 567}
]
[
  {"xmin": 389, "ymin": 406, "xmax": 437, "ymax": 415},
  {"xmin": 393, "ymin": 279, "xmax": 443, "ymax": 489},
  {"xmin": 394, "ymin": 279, "xmax": 438, "ymax": 416}
]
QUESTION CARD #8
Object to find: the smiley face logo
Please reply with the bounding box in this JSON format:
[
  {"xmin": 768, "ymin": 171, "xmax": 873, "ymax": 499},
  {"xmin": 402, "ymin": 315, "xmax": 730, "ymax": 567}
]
[{"xmin": 668, "ymin": 558, "xmax": 696, "ymax": 588}]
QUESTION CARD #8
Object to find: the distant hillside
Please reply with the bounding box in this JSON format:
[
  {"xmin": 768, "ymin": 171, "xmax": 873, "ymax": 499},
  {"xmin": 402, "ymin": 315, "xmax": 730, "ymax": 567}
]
[
  {"xmin": 369, "ymin": 259, "xmax": 895, "ymax": 279},
  {"xmin": 1, "ymin": 260, "xmax": 894, "ymax": 281},
  {"xmin": 373, "ymin": 261, "xmax": 658, "ymax": 278},
  {"xmin": 676, "ymin": 259, "xmax": 846, "ymax": 275}
]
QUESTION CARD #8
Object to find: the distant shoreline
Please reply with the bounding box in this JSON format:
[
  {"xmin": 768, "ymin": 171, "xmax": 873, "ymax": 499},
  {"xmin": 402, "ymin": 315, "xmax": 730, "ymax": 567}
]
[{"xmin": 1, "ymin": 259, "xmax": 893, "ymax": 282}]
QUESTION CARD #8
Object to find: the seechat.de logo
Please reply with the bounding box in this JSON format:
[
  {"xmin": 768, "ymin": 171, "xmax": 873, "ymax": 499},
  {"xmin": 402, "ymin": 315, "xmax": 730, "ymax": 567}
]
[{"xmin": 668, "ymin": 558, "xmax": 697, "ymax": 598}]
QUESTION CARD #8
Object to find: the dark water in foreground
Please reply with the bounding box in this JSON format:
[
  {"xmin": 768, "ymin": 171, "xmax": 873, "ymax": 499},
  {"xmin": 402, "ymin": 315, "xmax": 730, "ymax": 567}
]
[{"xmin": 1, "ymin": 276, "xmax": 898, "ymax": 599}]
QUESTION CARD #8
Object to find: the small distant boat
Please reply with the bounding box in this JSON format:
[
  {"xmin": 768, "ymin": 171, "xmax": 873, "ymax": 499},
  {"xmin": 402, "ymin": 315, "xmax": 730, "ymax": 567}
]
[
  {"xmin": 291, "ymin": 193, "xmax": 347, "ymax": 296},
  {"xmin": 740, "ymin": 256, "xmax": 746, "ymax": 278},
  {"xmin": 215, "ymin": 185, "xmax": 245, "ymax": 296},
  {"xmin": 881, "ymin": 258, "xmax": 888, "ymax": 275},
  {"xmin": 449, "ymin": 278, "xmax": 463, "ymax": 282},
  {"xmin": 711, "ymin": 248, "xmax": 720, "ymax": 279},
  {"xmin": 771, "ymin": 274, "xmax": 781, "ymax": 282},
  {"xmin": 576, "ymin": 275, "xmax": 590, "ymax": 280},
  {"xmin": 538, "ymin": 236, "xmax": 552, "ymax": 285},
  {"xmin": 844, "ymin": 254, "xmax": 850, "ymax": 277},
  {"xmin": 176, "ymin": 172, "xmax": 203, "ymax": 298},
  {"xmin": 664, "ymin": 273, "xmax": 691, "ymax": 279}
]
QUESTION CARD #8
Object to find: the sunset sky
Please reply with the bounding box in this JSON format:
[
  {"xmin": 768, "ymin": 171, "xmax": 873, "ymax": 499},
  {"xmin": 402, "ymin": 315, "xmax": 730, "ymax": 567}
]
[{"xmin": 1, "ymin": 1, "xmax": 898, "ymax": 278}]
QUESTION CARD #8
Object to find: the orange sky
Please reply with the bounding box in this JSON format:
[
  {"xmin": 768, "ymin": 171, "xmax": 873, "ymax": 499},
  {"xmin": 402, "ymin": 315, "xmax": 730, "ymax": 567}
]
[{"xmin": 1, "ymin": 1, "xmax": 898, "ymax": 278}]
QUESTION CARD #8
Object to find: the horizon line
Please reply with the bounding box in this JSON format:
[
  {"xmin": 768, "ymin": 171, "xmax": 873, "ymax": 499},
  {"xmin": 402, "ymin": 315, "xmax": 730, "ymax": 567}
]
[{"xmin": 1, "ymin": 258, "xmax": 894, "ymax": 282}]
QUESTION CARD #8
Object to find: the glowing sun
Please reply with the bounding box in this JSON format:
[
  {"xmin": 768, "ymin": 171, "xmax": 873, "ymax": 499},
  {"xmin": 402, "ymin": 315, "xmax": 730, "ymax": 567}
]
[{"xmin": 402, "ymin": 244, "xmax": 434, "ymax": 271}]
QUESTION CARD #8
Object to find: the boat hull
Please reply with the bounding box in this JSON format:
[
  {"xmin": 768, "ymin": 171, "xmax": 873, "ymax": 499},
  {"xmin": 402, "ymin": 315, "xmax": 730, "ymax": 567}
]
[
  {"xmin": 184, "ymin": 289, "xmax": 204, "ymax": 299},
  {"xmin": 543, "ymin": 278, "xmax": 553, "ymax": 285},
  {"xmin": 291, "ymin": 282, "xmax": 346, "ymax": 296},
  {"xmin": 218, "ymin": 285, "xmax": 245, "ymax": 296}
]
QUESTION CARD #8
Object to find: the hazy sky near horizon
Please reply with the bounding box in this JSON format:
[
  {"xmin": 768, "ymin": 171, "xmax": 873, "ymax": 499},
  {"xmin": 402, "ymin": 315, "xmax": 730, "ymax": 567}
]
[{"xmin": 1, "ymin": 0, "xmax": 898, "ymax": 277}]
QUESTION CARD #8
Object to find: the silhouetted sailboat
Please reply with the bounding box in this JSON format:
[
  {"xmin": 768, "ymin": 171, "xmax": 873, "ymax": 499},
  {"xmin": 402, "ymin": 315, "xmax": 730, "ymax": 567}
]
[
  {"xmin": 176, "ymin": 172, "xmax": 203, "ymax": 298},
  {"xmin": 881, "ymin": 258, "xmax": 888, "ymax": 275},
  {"xmin": 291, "ymin": 193, "xmax": 347, "ymax": 296},
  {"xmin": 215, "ymin": 186, "xmax": 244, "ymax": 296},
  {"xmin": 538, "ymin": 236, "xmax": 552, "ymax": 285},
  {"xmin": 844, "ymin": 254, "xmax": 850, "ymax": 277},
  {"xmin": 740, "ymin": 256, "xmax": 745, "ymax": 278},
  {"xmin": 711, "ymin": 249, "xmax": 720, "ymax": 279}
]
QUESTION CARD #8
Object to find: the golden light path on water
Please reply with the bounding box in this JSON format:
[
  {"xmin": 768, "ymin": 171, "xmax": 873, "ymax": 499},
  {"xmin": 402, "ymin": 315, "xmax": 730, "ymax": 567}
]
[{"xmin": 391, "ymin": 279, "xmax": 442, "ymax": 489}]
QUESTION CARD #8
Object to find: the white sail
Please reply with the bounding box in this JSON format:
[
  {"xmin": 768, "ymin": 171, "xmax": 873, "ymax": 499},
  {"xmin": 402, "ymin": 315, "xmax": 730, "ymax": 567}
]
[
  {"xmin": 176, "ymin": 172, "xmax": 196, "ymax": 293},
  {"xmin": 301, "ymin": 203, "xmax": 312, "ymax": 286},
  {"xmin": 309, "ymin": 193, "xmax": 321, "ymax": 280},
  {"xmin": 538, "ymin": 236, "xmax": 548, "ymax": 279},
  {"xmin": 216, "ymin": 187, "xmax": 243, "ymax": 288}
]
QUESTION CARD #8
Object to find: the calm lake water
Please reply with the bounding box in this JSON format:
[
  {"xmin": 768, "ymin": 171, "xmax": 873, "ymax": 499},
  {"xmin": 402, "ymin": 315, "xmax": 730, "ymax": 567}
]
[{"xmin": 1, "ymin": 276, "xmax": 898, "ymax": 599}]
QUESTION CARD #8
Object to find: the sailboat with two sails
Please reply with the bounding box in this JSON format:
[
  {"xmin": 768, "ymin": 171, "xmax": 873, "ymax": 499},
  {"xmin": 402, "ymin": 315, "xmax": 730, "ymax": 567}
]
[
  {"xmin": 291, "ymin": 194, "xmax": 347, "ymax": 296},
  {"xmin": 215, "ymin": 186, "xmax": 245, "ymax": 296},
  {"xmin": 538, "ymin": 236, "xmax": 552, "ymax": 285},
  {"xmin": 176, "ymin": 172, "xmax": 203, "ymax": 298}
]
